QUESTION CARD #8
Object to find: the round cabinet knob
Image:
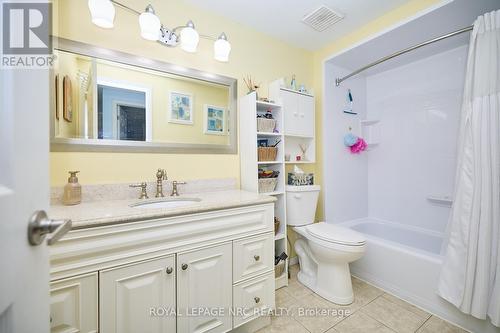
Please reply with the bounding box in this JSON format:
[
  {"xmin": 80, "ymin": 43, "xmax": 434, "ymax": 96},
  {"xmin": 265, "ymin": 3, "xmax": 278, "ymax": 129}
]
[
  {"xmin": 254, "ymin": 297, "xmax": 260, "ymax": 304},
  {"xmin": 166, "ymin": 267, "xmax": 173, "ymax": 274},
  {"xmin": 254, "ymin": 255, "xmax": 260, "ymax": 261},
  {"xmin": 181, "ymin": 263, "xmax": 188, "ymax": 270}
]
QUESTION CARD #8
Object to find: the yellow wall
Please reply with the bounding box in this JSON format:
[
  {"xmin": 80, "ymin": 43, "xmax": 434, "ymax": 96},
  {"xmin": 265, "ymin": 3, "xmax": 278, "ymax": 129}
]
[{"xmin": 51, "ymin": 0, "xmax": 314, "ymax": 186}]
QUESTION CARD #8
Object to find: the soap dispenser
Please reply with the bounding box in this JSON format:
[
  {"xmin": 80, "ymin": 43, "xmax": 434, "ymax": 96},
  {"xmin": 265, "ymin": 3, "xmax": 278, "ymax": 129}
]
[{"xmin": 63, "ymin": 171, "xmax": 81, "ymax": 205}]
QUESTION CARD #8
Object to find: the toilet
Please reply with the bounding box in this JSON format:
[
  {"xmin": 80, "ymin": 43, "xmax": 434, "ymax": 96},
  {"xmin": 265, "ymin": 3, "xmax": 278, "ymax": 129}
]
[{"xmin": 286, "ymin": 185, "xmax": 366, "ymax": 305}]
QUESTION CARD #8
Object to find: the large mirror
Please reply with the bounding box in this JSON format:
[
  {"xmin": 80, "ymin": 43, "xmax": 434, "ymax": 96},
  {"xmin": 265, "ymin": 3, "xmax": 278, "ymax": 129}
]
[{"xmin": 50, "ymin": 38, "xmax": 237, "ymax": 153}]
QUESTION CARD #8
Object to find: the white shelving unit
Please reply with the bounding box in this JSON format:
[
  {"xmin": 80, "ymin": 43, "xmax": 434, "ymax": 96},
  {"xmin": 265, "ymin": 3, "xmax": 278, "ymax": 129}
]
[
  {"xmin": 240, "ymin": 82, "xmax": 316, "ymax": 290},
  {"xmin": 240, "ymin": 92, "xmax": 288, "ymax": 289}
]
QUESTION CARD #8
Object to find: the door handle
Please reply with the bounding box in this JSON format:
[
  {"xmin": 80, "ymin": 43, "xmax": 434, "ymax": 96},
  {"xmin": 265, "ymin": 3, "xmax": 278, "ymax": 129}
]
[{"xmin": 27, "ymin": 210, "xmax": 72, "ymax": 246}]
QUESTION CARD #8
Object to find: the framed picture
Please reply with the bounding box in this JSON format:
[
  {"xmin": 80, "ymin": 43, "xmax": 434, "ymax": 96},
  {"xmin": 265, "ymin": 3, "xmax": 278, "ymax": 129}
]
[
  {"xmin": 63, "ymin": 75, "xmax": 73, "ymax": 122},
  {"xmin": 55, "ymin": 74, "xmax": 59, "ymax": 120},
  {"xmin": 169, "ymin": 91, "xmax": 193, "ymax": 124},
  {"xmin": 204, "ymin": 104, "xmax": 227, "ymax": 135}
]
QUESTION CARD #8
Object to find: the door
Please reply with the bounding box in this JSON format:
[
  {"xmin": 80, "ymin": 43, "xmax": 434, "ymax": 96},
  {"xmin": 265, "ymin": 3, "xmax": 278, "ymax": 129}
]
[
  {"xmin": 281, "ymin": 90, "xmax": 299, "ymax": 136},
  {"xmin": 298, "ymin": 95, "xmax": 315, "ymax": 137},
  {"xmin": 0, "ymin": 17, "xmax": 51, "ymax": 333},
  {"xmin": 177, "ymin": 243, "xmax": 232, "ymax": 333},
  {"xmin": 99, "ymin": 255, "xmax": 176, "ymax": 333}
]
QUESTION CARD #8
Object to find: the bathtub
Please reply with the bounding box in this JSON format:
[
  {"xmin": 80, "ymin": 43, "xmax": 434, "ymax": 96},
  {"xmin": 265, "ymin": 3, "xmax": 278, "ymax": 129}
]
[{"xmin": 339, "ymin": 218, "xmax": 500, "ymax": 333}]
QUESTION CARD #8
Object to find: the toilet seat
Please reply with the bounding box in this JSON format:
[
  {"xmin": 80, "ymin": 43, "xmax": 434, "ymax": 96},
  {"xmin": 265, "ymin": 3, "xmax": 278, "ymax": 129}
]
[{"xmin": 306, "ymin": 222, "xmax": 365, "ymax": 246}]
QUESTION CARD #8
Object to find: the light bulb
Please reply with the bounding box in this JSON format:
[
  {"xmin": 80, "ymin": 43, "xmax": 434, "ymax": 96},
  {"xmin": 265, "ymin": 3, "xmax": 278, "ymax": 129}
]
[
  {"xmin": 139, "ymin": 5, "xmax": 160, "ymax": 41},
  {"xmin": 88, "ymin": 0, "xmax": 115, "ymax": 29},
  {"xmin": 180, "ymin": 20, "xmax": 199, "ymax": 53},
  {"xmin": 214, "ymin": 33, "xmax": 231, "ymax": 62}
]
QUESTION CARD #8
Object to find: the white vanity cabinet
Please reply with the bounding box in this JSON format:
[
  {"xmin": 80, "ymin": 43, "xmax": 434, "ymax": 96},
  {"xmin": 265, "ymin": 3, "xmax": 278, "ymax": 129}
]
[
  {"xmin": 281, "ymin": 89, "xmax": 315, "ymax": 138},
  {"xmin": 49, "ymin": 273, "xmax": 98, "ymax": 333},
  {"xmin": 177, "ymin": 243, "xmax": 233, "ymax": 333},
  {"xmin": 49, "ymin": 203, "xmax": 275, "ymax": 333},
  {"xmin": 99, "ymin": 256, "xmax": 176, "ymax": 333}
]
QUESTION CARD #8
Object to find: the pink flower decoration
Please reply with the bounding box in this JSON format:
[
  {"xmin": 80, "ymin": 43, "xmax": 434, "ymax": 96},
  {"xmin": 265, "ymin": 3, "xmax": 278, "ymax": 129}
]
[{"xmin": 350, "ymin": 138, "xmax": 367, "ymax": 154}]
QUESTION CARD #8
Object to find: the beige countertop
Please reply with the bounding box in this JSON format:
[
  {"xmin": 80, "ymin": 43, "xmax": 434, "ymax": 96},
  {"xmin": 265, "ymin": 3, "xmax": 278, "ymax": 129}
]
[{"xmin": 50, "ymin": 190, "xmax": 276, "ymax": 229}]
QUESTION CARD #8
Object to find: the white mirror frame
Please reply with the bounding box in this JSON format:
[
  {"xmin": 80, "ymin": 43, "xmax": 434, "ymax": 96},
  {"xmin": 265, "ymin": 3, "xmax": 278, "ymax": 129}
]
[{"xmin": 50, "ymin": 37, "xmax": 238, "ymax": 154}]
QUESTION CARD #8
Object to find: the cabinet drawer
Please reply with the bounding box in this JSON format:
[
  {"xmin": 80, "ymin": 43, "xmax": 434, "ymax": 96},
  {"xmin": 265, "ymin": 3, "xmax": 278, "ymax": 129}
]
[
  {"xmin": 233, "ymin": 272, "xmax": 275, "ymax": 328},
  {"xmin": 50, "ymin": 273, "xmax": 98, "ymax": 333},
  {"xmin": 233, "ymin": 233, "xmax": 274, "ymax": 283}
]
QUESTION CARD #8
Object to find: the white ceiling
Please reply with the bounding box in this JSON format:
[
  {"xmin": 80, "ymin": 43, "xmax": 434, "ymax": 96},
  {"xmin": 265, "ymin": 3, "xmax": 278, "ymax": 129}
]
[{"xmin": 184, "ymin": 0, "xmax": 414, "ymax": 50}]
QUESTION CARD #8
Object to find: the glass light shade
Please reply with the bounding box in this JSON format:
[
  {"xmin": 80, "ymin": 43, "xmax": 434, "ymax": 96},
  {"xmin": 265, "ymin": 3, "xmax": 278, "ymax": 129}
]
[
  {"xmin": 139, "ymin": 11, "xmax": 161, "ymax": 41},
  {"xmin": 180, "ymin": 26, "xmax": 199, "ymax": 53},
  {"xmin": 214, "ymin": 38, "xmax": 231, "ymax": 62},
  {"xmin": 88, "ymin": 0, "xmax": 115, "ymax": 29}
]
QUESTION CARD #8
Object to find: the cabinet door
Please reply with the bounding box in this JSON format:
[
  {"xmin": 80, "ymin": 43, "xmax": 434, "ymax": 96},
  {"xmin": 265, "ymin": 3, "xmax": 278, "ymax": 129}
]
[
  {"xmin": 233, "ymin": 234, "xmax": 274, "ymax": 283},
  {"xmin": 298, "ymin": 95, "xmax": 315, "ymax": 137},
  {"xmin": 233, "ymin": 272, "xmax": 275, "ymax": 328},
  {"xmin": 50, "ymin": 273, "xmax": 98, "ymax": 333},
  {"xmin": 282, "ymin": 90, "xmax": 299, "ymax": 135},
  {"xmin": 100, "ymin": 256, "xmax": 176, "ymax": 333},
  {"xmin": 177, "ymin": 243, "xmax": 232, "ymax": 333}
]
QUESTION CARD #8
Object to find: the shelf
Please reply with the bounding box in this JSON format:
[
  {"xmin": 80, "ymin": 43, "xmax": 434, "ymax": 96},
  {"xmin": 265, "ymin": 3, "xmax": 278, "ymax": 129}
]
[
  {"xmin": 257, "ymin": 161, "xmax": 283, "ymax": 165},
  {"xmin": 257, "ymin": 132, "xmax": 282, "ymax": 137},
  {"xmin": 285, "ymin": 160, "xmax": 315, "ymax": 164},
  {"xmin": 427, "ymin": 196, "xmax": 453, "ymax": 206},
  {"xmin": 360, "ymin": 119, "xmax": 380, "ymax": 126},
  {"xmin": 279, "ymin": 87, "xmax": 314, "ymax": 97},
  {"xmin": 256, "ymin": 100, "xmax": 282, "ymax": 109}
]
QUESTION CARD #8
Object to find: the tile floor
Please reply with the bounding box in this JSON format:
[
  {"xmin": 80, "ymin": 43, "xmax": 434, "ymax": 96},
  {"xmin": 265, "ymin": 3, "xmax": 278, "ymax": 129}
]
[{"xmin": 258, "ymin": 265, "xmax": 468, "ymax": 333}]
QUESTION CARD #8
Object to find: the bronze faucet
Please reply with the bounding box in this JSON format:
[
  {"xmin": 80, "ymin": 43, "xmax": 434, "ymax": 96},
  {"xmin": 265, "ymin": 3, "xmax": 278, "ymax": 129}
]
[{"xmin": 155, "ymin": 169, "xmax": 167, "ymax": 197}]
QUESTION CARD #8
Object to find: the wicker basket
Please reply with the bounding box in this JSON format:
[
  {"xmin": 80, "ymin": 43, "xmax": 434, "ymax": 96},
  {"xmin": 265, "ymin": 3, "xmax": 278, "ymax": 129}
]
[
  {"xmin": 258, "ymin": 147, "xmax": 278, "ymax": 161},
  {"xmin": 258, "ymin": 178, "xmax": 278, "ymax": 193},
  {"xmin": 275, "ymin": 261, "xmax": 286, "ymax": 278},
  {"xmin": 257, "ymin": 118, "xmax": 277, "ymax": 133}
]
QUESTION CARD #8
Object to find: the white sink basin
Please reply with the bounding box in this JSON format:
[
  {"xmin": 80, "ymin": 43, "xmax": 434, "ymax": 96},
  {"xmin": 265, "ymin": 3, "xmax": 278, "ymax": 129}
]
[{"xmin": 130, "ymin": 198, "xmax": 201, "ymax": 209}]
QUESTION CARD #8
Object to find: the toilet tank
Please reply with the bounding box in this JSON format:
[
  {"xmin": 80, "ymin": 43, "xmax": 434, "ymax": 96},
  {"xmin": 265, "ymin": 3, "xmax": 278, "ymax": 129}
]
[{"xmin": 285, "ymin": 185, "xmax": 320, "ymax": 226}]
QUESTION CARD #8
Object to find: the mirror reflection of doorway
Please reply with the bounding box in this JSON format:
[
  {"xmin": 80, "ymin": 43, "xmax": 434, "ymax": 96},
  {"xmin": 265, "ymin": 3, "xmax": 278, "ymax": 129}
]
[
  {"xmin": 117, "ymin": 104, "xmax": 146, "ymax": 141},
  {"xmin": 97, "ymin": 81, "xmax": 151, "ymax": 141}
]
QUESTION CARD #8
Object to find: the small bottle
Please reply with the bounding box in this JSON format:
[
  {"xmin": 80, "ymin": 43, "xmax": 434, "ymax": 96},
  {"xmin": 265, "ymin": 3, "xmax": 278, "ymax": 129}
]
[{"xmin": 62, "ymin": 171, "xmax": 81, "ymax": 205}]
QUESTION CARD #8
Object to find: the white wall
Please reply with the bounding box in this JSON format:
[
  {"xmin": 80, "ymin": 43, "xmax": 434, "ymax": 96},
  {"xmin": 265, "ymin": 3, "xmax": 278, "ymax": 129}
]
[
  {"xmin": 366, "ymin": 45, "xmax": 467, "ymax": 233},
  {"xmin": 323, "ymin": 63, "xmax": 368, "ymax": 223}
]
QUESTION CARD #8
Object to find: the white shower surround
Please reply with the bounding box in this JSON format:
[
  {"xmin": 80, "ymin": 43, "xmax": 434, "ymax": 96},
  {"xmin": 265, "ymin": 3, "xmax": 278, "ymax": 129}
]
[{"xmin": 323, "ymin": 43, "xmax": 500, "ymax": 333}]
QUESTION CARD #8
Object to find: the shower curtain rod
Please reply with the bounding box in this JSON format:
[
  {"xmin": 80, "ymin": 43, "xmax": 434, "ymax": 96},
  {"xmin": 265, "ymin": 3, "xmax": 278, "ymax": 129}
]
[{"xmin": 335, "ymin": 25, "xmax": 473, "ymax": 86}]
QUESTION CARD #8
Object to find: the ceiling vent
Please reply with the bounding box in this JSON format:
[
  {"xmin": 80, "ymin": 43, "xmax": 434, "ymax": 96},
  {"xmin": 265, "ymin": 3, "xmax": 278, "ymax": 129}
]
[{"xmin": 302, "ymin": 5, "xmax": 344, "ymax": 32}]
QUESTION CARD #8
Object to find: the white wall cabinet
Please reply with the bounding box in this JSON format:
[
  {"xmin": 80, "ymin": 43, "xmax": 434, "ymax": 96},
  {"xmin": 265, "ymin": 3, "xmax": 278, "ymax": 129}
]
[
  {"xmin": 50, "ymin": 204, "xmax": 275, "ymax": 333},
  {"xmin": 177, "ymin": 243, "xmax": 233, "ymax": 333},
  {"xmin": 280, "ymin": 89, "xmax": 314, "ymax": 138},
  {"xmin": 49, "ymin": 273, "xmax": 98, "ymax": 333},
  {"xmin": 100, "ymin": 256, "xmax": 176, "ymax": 333}
]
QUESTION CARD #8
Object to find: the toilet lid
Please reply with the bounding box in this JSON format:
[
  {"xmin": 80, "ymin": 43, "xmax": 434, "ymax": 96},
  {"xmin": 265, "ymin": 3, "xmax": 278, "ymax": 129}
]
[{"xmin": 306, "ymin": 223, "xmax": 366, "ymax": 246}]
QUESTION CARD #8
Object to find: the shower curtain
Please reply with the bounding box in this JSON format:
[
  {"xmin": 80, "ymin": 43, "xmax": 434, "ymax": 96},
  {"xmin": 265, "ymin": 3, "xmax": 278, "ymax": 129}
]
[{"xmin": 438, "ymin": 10, "xmax": 500, "ymax": 326}]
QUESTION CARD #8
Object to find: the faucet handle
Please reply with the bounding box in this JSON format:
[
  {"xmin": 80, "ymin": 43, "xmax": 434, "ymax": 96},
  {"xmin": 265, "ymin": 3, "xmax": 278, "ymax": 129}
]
[
  {"xmin": 171, "ymin": 181, "xmax": 187, "ymax": 196},
  {"xmin": 129, "ymin": 182, "xmax": 149, "ymax": 199}
]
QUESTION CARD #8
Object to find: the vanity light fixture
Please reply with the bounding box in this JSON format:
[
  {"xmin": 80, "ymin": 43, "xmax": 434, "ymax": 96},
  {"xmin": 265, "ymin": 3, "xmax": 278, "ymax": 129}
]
[
  {"xmin": 139, "ymin": 5, "xmax": 161, "ymax": 41},
  {"xmin": 180, "ymin": 20, "xmax": 199, "ymax": 53},
  {"xmin": 88, "ymin": 0, "xmax": 115, "ymax": 29},
  {"xmin": 87, "ymin": 0, "xmax": 231, "ymax": 62},
  {"xmin": 214, "ymin": 33, "xmax": 231, "ymax": 62}
]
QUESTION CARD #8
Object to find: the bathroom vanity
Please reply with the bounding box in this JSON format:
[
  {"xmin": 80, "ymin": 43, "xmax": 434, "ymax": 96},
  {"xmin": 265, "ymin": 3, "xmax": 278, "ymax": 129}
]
[{"xmin": 48, "ymin": 189, "xmax": 276, "ymax": 333}]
